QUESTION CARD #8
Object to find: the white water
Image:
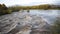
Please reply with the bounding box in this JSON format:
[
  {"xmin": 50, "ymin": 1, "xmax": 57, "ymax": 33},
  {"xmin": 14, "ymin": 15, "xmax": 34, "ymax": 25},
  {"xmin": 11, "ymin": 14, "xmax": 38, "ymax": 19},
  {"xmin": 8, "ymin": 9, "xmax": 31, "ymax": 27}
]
[{"xmin": 0, "ymin": 10, "xmax": 60, "ymax": 34}]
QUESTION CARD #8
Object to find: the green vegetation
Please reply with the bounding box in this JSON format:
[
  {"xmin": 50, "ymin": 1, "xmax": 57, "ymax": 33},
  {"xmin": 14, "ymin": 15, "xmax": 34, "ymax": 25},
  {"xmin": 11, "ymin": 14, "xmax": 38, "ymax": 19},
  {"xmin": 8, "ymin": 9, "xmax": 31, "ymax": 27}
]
[
  {"xmin": 9, "ymin": 4, "xmax": 60, "ymax": 10},
  {"xmin": 8, "ymin": 4, "xmax": 50, "ymax": 10},
  {"xmin": 0, "ymin": 4, "xmax": 12, "ymax": 16},
  {"xmin": 0, "ymin": 4, "xmax": 20, "ymax": 16},
  {"xmin": 52, "ymin": 17, "xmax": 60, "ymax": 34}
]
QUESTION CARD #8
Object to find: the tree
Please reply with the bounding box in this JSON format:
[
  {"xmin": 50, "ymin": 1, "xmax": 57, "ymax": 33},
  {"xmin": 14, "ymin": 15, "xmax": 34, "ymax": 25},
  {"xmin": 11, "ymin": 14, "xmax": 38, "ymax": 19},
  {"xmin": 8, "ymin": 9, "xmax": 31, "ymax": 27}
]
[{"xmin": 0, "ymin": 4, "xmax": 12, "ymax": 15}]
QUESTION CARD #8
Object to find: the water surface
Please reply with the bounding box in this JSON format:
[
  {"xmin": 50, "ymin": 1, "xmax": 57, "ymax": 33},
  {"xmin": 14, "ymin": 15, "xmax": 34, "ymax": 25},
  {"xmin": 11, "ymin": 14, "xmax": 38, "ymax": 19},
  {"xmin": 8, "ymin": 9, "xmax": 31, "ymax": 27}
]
[{"xmin": 29, "ymin": 10, "xmax": 60, "ymax": 24}]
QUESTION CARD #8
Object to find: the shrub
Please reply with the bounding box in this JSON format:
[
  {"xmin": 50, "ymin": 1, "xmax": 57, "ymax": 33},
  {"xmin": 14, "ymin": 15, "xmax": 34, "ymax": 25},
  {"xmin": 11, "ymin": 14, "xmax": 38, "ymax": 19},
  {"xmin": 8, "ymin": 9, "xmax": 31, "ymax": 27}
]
[{"xmin": 0, "ymin": 4, "xmax": 12, "ymax": 15}]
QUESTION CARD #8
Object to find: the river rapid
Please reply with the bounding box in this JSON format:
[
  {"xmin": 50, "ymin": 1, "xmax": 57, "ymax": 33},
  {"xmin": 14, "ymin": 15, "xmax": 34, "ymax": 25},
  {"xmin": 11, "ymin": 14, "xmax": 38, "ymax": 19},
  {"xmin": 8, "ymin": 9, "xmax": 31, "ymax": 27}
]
[{"xmin": 0, "ymin": 10, "xmax": 60, "ymax": 34}]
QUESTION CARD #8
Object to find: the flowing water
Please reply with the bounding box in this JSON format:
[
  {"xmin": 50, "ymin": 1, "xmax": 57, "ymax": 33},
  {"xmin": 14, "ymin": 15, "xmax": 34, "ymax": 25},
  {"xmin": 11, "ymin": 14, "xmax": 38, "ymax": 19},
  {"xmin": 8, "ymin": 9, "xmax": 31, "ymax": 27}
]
[
  {"xmin": 25, "ymin": 10, "xmax": 60, "ymax": 24},
  {"xmin": 0, "ymin": 10, "xmax": 60, "ymax": 34}
]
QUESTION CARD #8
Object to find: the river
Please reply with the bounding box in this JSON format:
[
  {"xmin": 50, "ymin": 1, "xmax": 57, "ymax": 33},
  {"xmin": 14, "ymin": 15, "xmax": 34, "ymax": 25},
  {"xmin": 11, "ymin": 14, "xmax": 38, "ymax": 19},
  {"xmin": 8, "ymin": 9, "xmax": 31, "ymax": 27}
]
[
  {"xmin": 25, "ymin": 10, "xmax": 60, "ymax": 24},
  {"xmin": 0, "ymin": 10, "xmax": 60, "ymax": 34}
]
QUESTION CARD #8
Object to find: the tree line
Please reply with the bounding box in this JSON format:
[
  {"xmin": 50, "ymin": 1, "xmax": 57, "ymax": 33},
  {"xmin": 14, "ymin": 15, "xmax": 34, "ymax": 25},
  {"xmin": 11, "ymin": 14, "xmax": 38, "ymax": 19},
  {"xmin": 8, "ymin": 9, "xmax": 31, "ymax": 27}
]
[{"xmin": 8, "ymin": 4, "xmax": 60, "ymax": 10}]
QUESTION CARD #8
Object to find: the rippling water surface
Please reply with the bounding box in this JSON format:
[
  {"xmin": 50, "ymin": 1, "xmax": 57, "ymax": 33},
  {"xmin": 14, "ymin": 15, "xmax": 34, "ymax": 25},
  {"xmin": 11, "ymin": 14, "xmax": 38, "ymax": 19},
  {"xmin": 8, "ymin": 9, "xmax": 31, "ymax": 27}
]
[
  {"xmin": 29, "ymin": 10, "xmax": 60, "ymax": 24},
  {"xmin": 0, "ymin": 10, "xmax": 60, "ymax": 34}
]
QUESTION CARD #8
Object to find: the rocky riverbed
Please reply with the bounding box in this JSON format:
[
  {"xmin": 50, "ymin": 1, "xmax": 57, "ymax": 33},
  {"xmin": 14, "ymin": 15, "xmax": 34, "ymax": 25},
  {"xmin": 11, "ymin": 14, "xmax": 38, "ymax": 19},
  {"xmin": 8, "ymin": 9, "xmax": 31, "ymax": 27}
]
[{"xmin": 0, "ymin": 11, "xmax": 51, "ymax": 34}]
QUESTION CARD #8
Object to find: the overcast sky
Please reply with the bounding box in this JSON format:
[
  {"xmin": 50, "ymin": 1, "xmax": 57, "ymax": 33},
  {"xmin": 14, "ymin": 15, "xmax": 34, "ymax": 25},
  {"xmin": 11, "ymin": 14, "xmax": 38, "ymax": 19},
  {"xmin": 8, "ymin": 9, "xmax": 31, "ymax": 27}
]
[{"xmin": 0, "ymin": 0, "xmax": 60, "ymax": 6}]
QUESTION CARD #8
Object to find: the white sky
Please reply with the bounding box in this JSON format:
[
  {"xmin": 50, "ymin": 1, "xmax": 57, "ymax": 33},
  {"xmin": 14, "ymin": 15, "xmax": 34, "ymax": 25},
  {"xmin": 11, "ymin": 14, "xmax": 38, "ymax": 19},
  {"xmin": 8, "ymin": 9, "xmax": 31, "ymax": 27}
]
[{"xmin": 0, "ymin": 0, "xmax": 60, "ymax": 6}]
